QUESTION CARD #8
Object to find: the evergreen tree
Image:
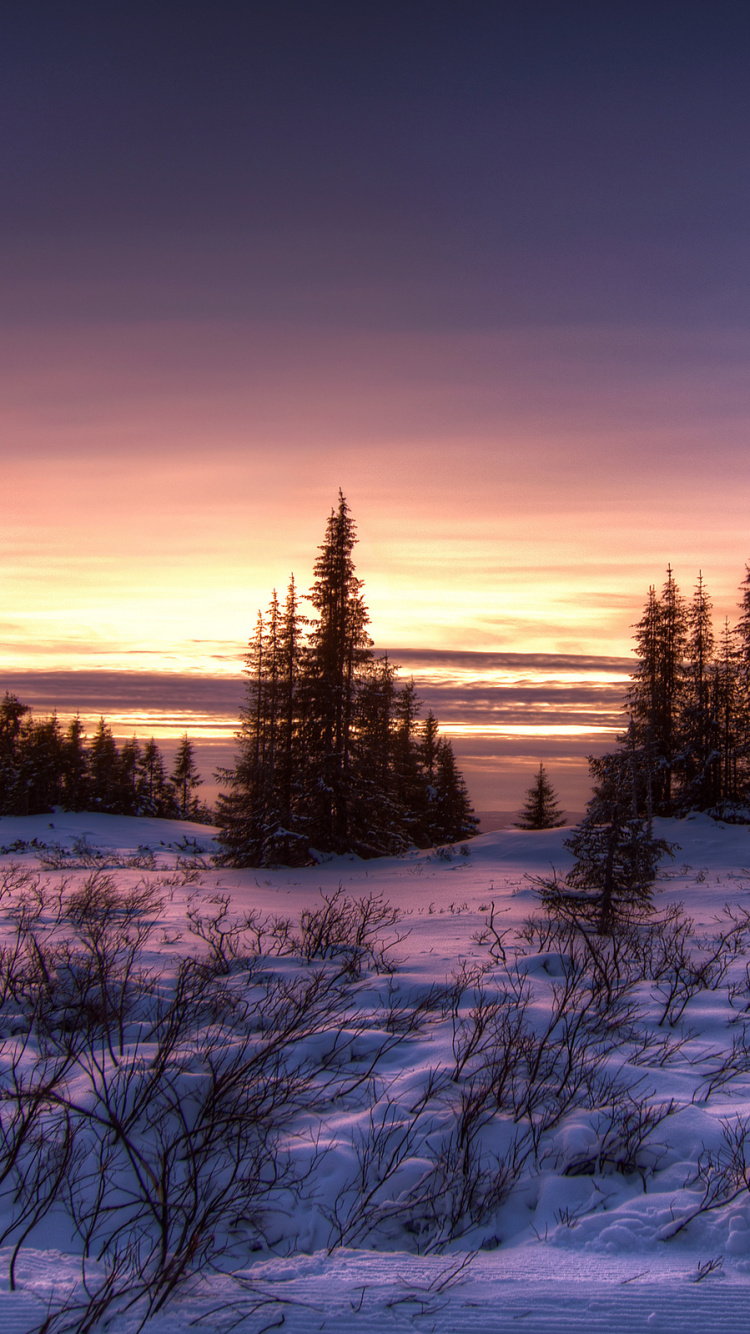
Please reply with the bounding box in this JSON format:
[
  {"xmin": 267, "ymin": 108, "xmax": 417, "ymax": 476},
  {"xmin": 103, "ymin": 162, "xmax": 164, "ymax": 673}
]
[
  {"xmin": 420, "ymin": 710, "xmax": 440, "ymax": 786},
  {"xmin": 628, "ymin": 567, "xmax": 687, "ymax": 815},
  {"xmin": 710, "ymin": 619, "xmax": 744, "ymax": 815},
  {"xmin": 392, "ymin": 679, "xmax": 427, "ymax": 845},
  {"xmin": 351, "ymin": 655, "xmax": 405, "ymax": 855},
  {"xmin": 302, "ymin": 491, "xmax": 373, "ymax": 852},
  {"xmin": 514, "ymin": 763, "xmax": 566, "ymax": 829},
  {"xmin": 0, "ymin": 694, "xmax": 30, "ymax": 814},
  {"xmin": 734, "ymin": 564, "xmax": 750, "ymax": 793},
  {"xmin": 276, "ymin": 576, "xmax": 306, "ymax": 839},
  {"xmin": 137, "ymin": 738, "xmax": 175, "ymax": 817},
  {"xmin": 217, "ymin": 495, "xmax": 477, "ymax": 863},
  {"xmin": 13, "ymin": 714, "xmax": 65, "ymax": 814},
  {"xmin": 88, "ymin": 718, "xmax": 121, "ymax": 812},
  {"xmin": 61, "ymin": 717, "xmax": 89, "ymax": 811},
  {"xmin": 551, "ymin": 742, "xmax": 673, "ymax": 933},
  {"xmin": 171, "ymin": 734, "xmax": 202, "ymax": 820},
  {"xmin": 431, "ymin": 738, "xmax": 479, "ymax": 844},
  {"xmin": 118, "ymin": 737, "xmax": 142, "ymax": 816},
  {"xmin": 676, "ymin": 572, "xmax": 718, "ymax": 812},
  {"xmin": 217, "ymin": 587, "xmax": 309, "ymax": 865}
]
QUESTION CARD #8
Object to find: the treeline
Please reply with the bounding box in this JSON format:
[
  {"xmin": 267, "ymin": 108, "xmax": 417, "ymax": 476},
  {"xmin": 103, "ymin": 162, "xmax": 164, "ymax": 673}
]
[
  {"xmin": 546, "ymin": 562, "xmax": 750, "ymax": 932},
  {"xmin": 616, "ymin": 564, "xmax": 750, "ymax": 821},
  {"xmin": 217, "ymin": 492, "xmax": 477, "ymax": 864},
  {"xmin": 0, "ymin": 696, "xmax": 207, "ymax": 821}
]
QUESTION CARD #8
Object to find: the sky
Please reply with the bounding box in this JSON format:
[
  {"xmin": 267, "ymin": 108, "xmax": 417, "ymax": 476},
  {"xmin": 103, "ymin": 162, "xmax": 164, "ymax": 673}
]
[{"xmin": 2, "ymin": 2, "xmax": 750, "ymax": 812}]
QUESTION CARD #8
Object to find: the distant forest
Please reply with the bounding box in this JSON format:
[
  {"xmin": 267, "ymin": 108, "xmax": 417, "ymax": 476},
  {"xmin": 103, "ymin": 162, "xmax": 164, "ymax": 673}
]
[
  {"xmin": 603, "ymin": 564, "xmax": 750, "ymax": 822},
  {"xmin": 0, "ymin": 706, "xmax": 208, "ymax": 822}
]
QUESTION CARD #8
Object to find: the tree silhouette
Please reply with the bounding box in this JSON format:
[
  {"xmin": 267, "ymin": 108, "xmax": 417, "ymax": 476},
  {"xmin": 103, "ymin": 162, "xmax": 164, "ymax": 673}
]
[{"xmin": 514, "ymin": 764, "xmax": 565, "ymax": 829}]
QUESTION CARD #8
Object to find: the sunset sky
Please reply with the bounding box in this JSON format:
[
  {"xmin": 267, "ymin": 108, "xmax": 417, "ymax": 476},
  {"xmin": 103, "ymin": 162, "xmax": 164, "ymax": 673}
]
[{"xmin": 3, "ymin": 3, "xmax": 749, "ymax": 812}]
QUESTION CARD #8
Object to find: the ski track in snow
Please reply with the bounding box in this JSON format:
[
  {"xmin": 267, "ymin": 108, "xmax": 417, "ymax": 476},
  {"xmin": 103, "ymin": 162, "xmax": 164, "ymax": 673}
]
[{"xmin": 1, "ymin": 810, "xmax": 750, "ymax": 1331}]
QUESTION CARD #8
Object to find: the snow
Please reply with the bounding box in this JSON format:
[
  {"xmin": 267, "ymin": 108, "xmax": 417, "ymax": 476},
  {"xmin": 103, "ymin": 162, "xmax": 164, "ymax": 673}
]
[{"xmin": 2, "ymin": 811, "xmax": 750, "ymax": 1331}]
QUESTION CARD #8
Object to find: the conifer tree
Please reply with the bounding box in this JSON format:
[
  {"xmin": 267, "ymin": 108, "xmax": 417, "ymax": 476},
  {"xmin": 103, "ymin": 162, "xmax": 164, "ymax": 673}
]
[
  {"xmin": 628, "ymin": 567, "xmax": 687, "ymax": 815},
  {"xmin": 118, "ymin": 737, "xmax": 142, "ymax": 816},
  {"xmin": 676, "ymin": 572, "xmax": 718, "ymax": 812},
  {"xmin": 551, "ymin": 741, "xmax": 673, "ymax": 933},
  {"xmin": 171, "ymin": 734, "xmax": 202, "ymax": 820},
  {"xmin": 61, "ymin": 717, "xmax": 89, "ymax": 811},
  {"xmin": 0, "ymin": 694, "xmax": 29, "ymax": 814},
  {"xmin": 217, "ymin": 495, "xmax": 478, "ymax": 863},
  {"xmin": 137, "ymin": 738, "xmax": 175, "ymax": 817},
  {"xmin": 276, "ymin": 576, "xmax": 305, "ymax": 837},
  {"xmin": 88, "ymin": 718, "xmax": 121, "ymax": 813},
  {"xmin": 431, "ymin": 738, "xmax": 479, "ymax": 844},
  {"xmin": 393, "ymin": 679, "xmax": 427, "ymax": 845},
  {"xmin": 302, "ymin": 491, "xmax": 373, "ymax": 851},
  {"xmin": 734, "ymin": 564, "xmax": 750, "ymax": 791},
  {"xmin": 710, "ymin": 619, "xmax": 743, "ymax": 814},
  {"xmin": 514, "ymin": 763, "xmax": 566, "ymax": 829},
  {"xmin": 14, "ymin": 714, "xmax": 65, "ymax": 814}
]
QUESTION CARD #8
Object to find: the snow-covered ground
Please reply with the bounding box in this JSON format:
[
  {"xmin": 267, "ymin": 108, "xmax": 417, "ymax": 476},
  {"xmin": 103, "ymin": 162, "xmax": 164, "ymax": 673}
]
[{"xmin": 2, "ymin": 811, "xmax": 750, "ymax": 1331}]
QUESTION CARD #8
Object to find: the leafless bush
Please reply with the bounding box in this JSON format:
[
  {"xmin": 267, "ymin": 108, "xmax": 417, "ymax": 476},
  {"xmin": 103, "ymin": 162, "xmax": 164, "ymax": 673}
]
[
  {"xmin": 694, "ymin": 1030, "xmax": 750, "ymax": 1101},
  {"xmin": 185, "ymin": 886, "xmax": 407, "ymax": 981},
  {"xmin": 519, "ymin": 899, "xmax": 750, "ymax": 1027},
  {"xmin": 37, "ymin": 837, "xmax": 159, "ymax": 871},
  {"xmin": 660, "ymin": 1116, "xmax": 750, "ymax": 1239},
  {"xmin": 0, "ymin": 872, "xmax": 426, "ymax": 1331},
  {"xmin": 562, "ymin": 1094, "xmax": 676, "ymax": 1186}
]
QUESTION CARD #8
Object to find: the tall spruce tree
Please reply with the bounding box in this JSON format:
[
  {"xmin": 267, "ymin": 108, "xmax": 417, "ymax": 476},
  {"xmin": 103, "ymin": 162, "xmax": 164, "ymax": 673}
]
[
  {"xmin": 171, "ymin": 734, "xmax": 202, "ymax": 820},
  {"xmin": 514, "ymin": 763, "xmax": 565, "ymax": 829},
  {"xmin": 431, "ymin": 738, "xmax": 479, "ymax": 844},
  {"xmin": 677, "ymin": 572, "xmax": 718, "ymax": 812},
  {"xmin": 137, "ymin": 738, "xmax": 175, "ymax": 817},
  {"xmin": 628, "ymin": 567, "xmax": 687, "ymax": 816},
  {"xmin": 88, "ymin": 718, "xmax": 121, "ymax": 813},
  {"xmin": 302, "ymin": 491, "xmax": 373, "ymax": 852},
  {"xmin": 61, "ymin": 717, "xmax": 89, "ymax": 811},
  {"xmin": 710, "ymin": 619, "xmax": 743, "ymax": 815},
  {"xmin": 734, "ymin": 565, "xmax": 750, "ymax": 796},
  {"xmin": 218, "ymin": 584, "xmax": 309, "ymax": 864}
]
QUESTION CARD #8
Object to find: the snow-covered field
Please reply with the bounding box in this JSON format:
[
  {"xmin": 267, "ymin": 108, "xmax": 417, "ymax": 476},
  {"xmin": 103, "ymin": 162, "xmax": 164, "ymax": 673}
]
[{"xmin": 2, "ymin": 811, "xmax": 750, "ymax": 1331}]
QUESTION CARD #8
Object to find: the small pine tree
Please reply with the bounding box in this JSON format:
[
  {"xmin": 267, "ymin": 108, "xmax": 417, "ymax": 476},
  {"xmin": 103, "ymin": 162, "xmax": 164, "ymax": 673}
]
[
  {"xmin": 171, "ymin": 734, "xmax": 202, "ymax": 820},
  {"xmin": 431, "ymin": 738, "xmax": 479, "ymax": 845},
  {"xmin": 137, "ymin": 738, "xmax": 176, "ymax": 818},
  {"xmin": 544, "ymin": 744, "xmax": 673, "ymax": 933},
  {"xmin": 61, "ymin": 717, "xmax": 89, "ymax": 811},
  {"xmin": 514, "ymin": 764, "xmax": 565, "ymax": 829},
  {"xmin": 88, "ymin": 718, "xmax": 121, "ymax": 813}
]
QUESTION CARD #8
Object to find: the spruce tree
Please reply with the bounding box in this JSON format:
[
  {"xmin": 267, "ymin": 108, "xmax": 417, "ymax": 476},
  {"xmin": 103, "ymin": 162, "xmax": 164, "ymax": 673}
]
[
  {"xmin": 551, "ymin": 742, "xmax": 673, "ymax": 933},
  {"xmin": 393, "ymin": 679, "xmax": 427, "ymax": 846},
  {"xmin": 217, "ymin": 495, "xmax": 478, "ymax": 863},
  {"xmin": 302, "ymin": 491, "xmax": 373, "ymax": 852},
  {"xmin": 710, "ymin": 619, "xmax": 744, "ymax": 815},
  {"xmin": 514, "ymin": 763, "xmax": 565, "ymax": 829},
  {"xmin": 118, "ymin": 737, "xmax": 142, "ymax": 816},
  {"xmin": 628, "ymin": 567, "xmax": 687, "ymax": 815},
  {"xmin": 13, "ymin": 714, "xmax": 65, "ymax": 815},
  {"xmin": 431, "ymin": 738, "xmax": 479, "ymax": 844},
  {"xmin": 0, "ymin": 694, "xmax": 30, "ymax": 814},
  {"xmin": 171, "ymin": 734, "xmax": 202, "ymax": 820},
  {"xmin": 734, "ymin": 564, "xmax": 750, "ymax": 798},
  {"xmin": 61, "ymin": 717, "xmax": 89, "ymax": 811},
  {"xmin": 676, "ymin": 572, "xmax": 718, "ymax": 812},
  {"xmin": 137, "ymin": 738, "xmax": 175, "ymax": 817},
  {"xmin": 88, "ymin": 718, "xmax": 121, "ymax": 813}
]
